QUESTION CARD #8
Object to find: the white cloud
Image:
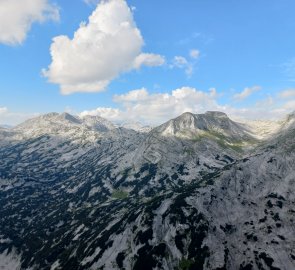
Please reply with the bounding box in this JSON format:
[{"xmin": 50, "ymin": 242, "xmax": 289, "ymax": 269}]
[
  {"xmin": 190, "ymin": 49, "xmax": 200, "ymax": 59},
  {"xmin": 43, "ymin": 0, "xmax": 164, "ymax": 95},
  {"xmin": 255, "ymin": 96, "xmax": 274, "ymax": 107},
  {"xmin": 80, "ymin": 87, "xmax": 222, "ymax": 124},
  {"xmin": 171, "ymin": 50, "xmax": 200, "ymax": 77},
  {"xmin": 171, "ymin": 56, "xmax": 193, "ymax": 77},
  {"xmin": 0, "ymin": 107, "xmax": 39, "ymax": 125},
  {"xmin": 172, "ymin": 56, "xmax": 188, "ymax": 68},
  {"xmin": 233, "ymin": 86, "xmax": 262, "ymax": 101},
  {"xmin": 0, "ymin": 107, "xmax": 8, "ymax": 114},
  {"xmin": 79, "ymin": 85, "xmax": 295, "ymax": 124},
  {"xmin": 279, "ymin": 89, "xmax": 295, "ymax": 98},
  {"xmin": 133, "ymin": 53, "xmax": 165, "ymax": 69},
  {"xmin": 282, "ymin": 99, "xmax": 295, "ymax": 110},
  {"xmin": 83, "ymin": 0, "xmax": 100, "ymax": 6},
  {"xmin": 113, "ymin": 88, "xmax": 148, "ymax": 102},
  {"xmin": 0, "ymin": 0, "xmax": 59, "ymax": 45},
  {"xmin": 4, "ymin": 85, "xmax": 294, "ymax": 126},
  {"xmin": 80, "ymin": 107, "xmax": 121, "ymax": 121}
]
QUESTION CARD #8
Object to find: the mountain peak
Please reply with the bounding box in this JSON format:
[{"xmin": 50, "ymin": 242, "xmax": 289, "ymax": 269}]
[
  {"xmin": 0, "ymin": 124, "xmax": 12, "ymax": 129},
  {"xmin": 14, "ymin": 112, "xmax": 82, "ymax": 135},
  {"xmin": 179, "ymin": 111, "xmax": 195, "ymax": 117},
  {"xmin": 81, "ymin": 114, "xmax": 115, "ymax": 132},
  {"xmin": 37, "ymin": 112, "xmax": 82, "ymax": 125},
  {"xmin": 42, "ymin": 112, "xmax": 59, "ymax": 118},
  {"xmin": 120, "ymin": 121, "xmax": 152, "ymax": 132},
  {"xmin": 177, "ymin": 111, "xmax": 229, "ymax": 121},
  {"xmin": 286, "ymin": 110, "xmax": 295, "ymax": 121},
  {"xmin": 156, "ymin": 111, "xmax": 253, "ymax": 143},
  {"xmin": 205, "ymin": 111, "xmax": 228, "ymax": 118},
  {"xmin": 59, "ymin": 112, "xmax": 81, "ymax": 124},
  {"xmin": 161, "ymin": 112, "xmax": 197, "ymax": 135}
]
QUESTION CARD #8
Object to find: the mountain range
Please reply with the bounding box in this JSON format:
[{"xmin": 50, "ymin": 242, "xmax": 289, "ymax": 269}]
[{"xmin": 0, "ymin": 111, "xmax": 294, "ymax": 270}]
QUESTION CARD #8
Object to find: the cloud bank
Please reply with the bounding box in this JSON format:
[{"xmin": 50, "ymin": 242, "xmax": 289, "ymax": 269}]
[
  {"xmin": 0, "ymin": 107, "xmax": 8, "ymax": 116},
  {"xmin": 0, "ymin": 107, "xmax": 39, "ymax": 126},
  {"xmin": 233, "ymin": 86, "xmax": 262, "ymax": 101},
  {"xmin": 0, "ymin": 0, "xmax": 59, "ymax": 45},
  {"xmin": 80, "ymin": 86, "xmax": 295, "ymax": 125},
  {"xmin": 2, "ymin": 86, "xmax": 294, "ymax": 126},
  {"xmin": 279, "ymin": 89, "xmax": 295, "ymax": 98},
  {"xmin": 43, "ymin": 0, "xmax": 164, "ymax": 95},
  {"xmin": 80, "ymin": 87, "xmax": 222, "ymax": 124}
]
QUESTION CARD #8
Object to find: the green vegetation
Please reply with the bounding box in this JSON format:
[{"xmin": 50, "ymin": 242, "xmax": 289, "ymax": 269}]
[
  {"xmin": 179, "ymin": 258, "xmax": 194, "ymax": 270},
  {"xmin": 111, "ymin": 190, "xmax": 129, "ymax": 199},
  {"xmin": 192, "ymin": 130, "xmax": 226, "ymax": 142},
  {"xmin": 191, "ymin": 130, "xmax": 257, "ymax": 153}
]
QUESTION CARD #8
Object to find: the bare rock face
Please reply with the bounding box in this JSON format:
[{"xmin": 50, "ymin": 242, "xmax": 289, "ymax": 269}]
[{"xmin": 0, "ymin": 111, "xmax": 294, "ymax": 270}]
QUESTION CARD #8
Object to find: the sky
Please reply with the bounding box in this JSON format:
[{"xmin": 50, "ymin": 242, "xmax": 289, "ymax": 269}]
[{"xmin": 0, "ymin": 0, "xmax": 295, "ymax": 125}]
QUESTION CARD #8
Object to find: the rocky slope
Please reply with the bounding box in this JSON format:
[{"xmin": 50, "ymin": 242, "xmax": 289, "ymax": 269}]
[{"xmin": 0, "ymin": 111, "xmax": 294, "ymax": 270}]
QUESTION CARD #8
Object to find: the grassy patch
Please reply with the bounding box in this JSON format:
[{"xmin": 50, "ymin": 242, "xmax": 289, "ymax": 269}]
[
  {"xmin": 191, "ymin": 130, "xmax": 253, "ymax": 153},
  {"xmin": 111, "ymin": 190, "xmax": 129, "ymax": 199},
  {"xmin": 179, "ymin": 259, "xmax": 194, "ymax": 270}
]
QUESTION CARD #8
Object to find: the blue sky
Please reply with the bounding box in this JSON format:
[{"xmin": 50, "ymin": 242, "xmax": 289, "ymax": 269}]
[{"xmin": 0, "ymin": 0, "xmax": 295, "ymax": 125}]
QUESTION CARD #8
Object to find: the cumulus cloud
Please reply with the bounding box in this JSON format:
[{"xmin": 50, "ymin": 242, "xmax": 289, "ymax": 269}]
[
  {"xmin": 233, "ymin": 86, "xmax": 262, "ymax": 101},
  {"xmin": 43, "ymin": 0, "xmax": 164, "ymax": 95},
  {"xmin": 0, "ymin": 0, "xmax": 59, "ymax": 45},
  {"xmin": 172, "ymin": 56, "xmax": 188, "ymax": 68},
  {"xmin": 190, "ymin": 49, "xmax": 200, "ymax": 59},
  {"xmin": 171, "ymin": 50, "xmax": 200, "ymax": 77},
  {"xmin": 171, "ymin": 56, "xmax": 193, "ymax": 77},
  {"xmin": 279, "ymin": 89, "xmax": 295, "ymax": 98},
  {"xmin": 133, "ymin": 53, "xmax": 165, "ymax": 69},
  {"xmin": 255, "ymin": 96, "xmax": 274, "ymax": 107},
  {"xmin": 80, "ymin": 107, "xmax": 121, "ymax": 121},
  {"xmin": 113, "ymin": 88, "xmax": 149, "ymax": 102},
  {"xmin": 282, "ymin": 100, "xmax": 295, "ymax": 110},
  {"xmin": 0, "ymin": 107, "xmax": 39, "ymax": 125},
  {"xmin": 80, "ymin": 87, "xmax": 222, "ymax": 124},
  {"xmin": 79, "ymin": 85, "xmax": 295, "ymax": 124}
]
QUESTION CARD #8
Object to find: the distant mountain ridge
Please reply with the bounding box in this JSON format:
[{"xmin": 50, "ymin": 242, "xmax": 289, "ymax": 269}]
[
  {"xmin": 0, "ymin": 124, "xmax": 12, "ymax": 129},
  {"xmin": 0, "ymin": 111, "xmax": 294, "ymax": 270}
]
